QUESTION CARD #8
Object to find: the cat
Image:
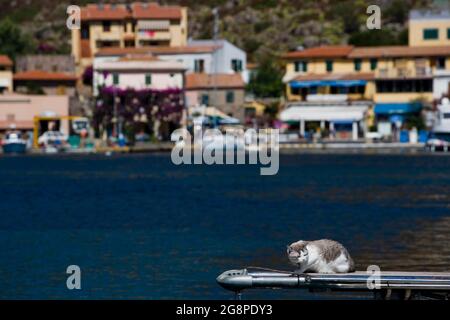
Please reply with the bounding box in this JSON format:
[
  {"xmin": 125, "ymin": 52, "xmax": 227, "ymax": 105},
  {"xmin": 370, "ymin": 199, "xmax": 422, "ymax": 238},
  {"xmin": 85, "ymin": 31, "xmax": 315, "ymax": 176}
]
[{"xmin": 287, "ymin": 239, "xmax": 355, "ymax": 274}]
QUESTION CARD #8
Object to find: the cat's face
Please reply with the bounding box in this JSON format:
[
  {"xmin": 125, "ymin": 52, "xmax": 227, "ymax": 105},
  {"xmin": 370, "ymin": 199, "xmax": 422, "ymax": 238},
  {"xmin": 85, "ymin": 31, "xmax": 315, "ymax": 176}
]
[{"xmin": 287, "ymin": 245, "xmax": 308, "ymax": 265}]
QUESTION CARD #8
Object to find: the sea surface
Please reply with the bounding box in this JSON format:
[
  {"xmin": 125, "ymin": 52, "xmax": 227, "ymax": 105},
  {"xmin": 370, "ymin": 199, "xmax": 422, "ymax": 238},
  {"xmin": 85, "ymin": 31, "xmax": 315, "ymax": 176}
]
[{"xmin": 0, "ymin": 153, "xmax": 449, "ymax": 299}]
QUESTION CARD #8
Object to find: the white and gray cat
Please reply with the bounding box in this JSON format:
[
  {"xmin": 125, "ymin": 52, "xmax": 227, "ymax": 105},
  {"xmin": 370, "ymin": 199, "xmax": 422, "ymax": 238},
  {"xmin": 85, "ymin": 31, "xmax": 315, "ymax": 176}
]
[{"xmin": 287, "ymin": 239, "xmax": 355, "ymax": 274}]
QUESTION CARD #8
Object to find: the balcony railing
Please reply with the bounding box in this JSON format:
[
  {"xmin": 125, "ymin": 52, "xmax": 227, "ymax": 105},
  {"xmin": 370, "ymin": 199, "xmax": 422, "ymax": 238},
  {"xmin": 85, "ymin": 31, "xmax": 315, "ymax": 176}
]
[
  {"xmin": 136, "ymin": 30, "xmax": 171, "ymax": 40},
  {"xmin": 377, "ymin": 67, "xmax": 432, "ymax": 79},
  {"xmin": 92, "ymin": 31, "xmax": 122, "ymax": 41}
]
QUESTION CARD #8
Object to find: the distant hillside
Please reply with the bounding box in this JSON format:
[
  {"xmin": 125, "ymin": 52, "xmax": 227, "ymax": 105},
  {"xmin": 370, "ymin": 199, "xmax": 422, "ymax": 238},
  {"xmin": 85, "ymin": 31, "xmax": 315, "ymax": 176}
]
[{"xmin": 0, "ymin": 0, "xmax": 440, "ymax": 61}]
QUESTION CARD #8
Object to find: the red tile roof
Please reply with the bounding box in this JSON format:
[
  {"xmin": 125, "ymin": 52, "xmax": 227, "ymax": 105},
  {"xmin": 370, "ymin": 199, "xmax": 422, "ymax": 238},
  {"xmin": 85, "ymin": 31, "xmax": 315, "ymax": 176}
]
[
  {"xmin": 118, "ymin": 54, "xmax": 160, "ymax": 62},
  {"xmin": 186, "ymin": 73, "xmax": 245, "ymax": 90},
  {"xmin": 131, "ymin": 2, "xmax": 182, "ymax": 19},
  {"xmin": 81, "ymin": 4, "xmax": 131, "ymax": 21},
  {"xmin": 285, "ymin": 45, "xmax": 450, "ymax": 60},
  {"xmin": 0, "ymin": 55, "xmax": 13, "ymax": 67},
  {"xmin": 96, "ymin": 47, "xmax": 152, "ymax": 57},
  {"xmin": 284, "ymin": 46, "xmax": 354, "ymax": 59},
  {"xmin": 14, "ymin": 71, "xmax": 78, "ymax": 81},
  {"xmin": 96, "ymin": 45, "xmax": 218, "ymax": 57},
  {"xmin": 80, "ymin": 2, "xmax": 183, "ymax": 21},
  {"xmin": 292, "ymin": 73, "xmax": 375, "ymax": 82},
  {"xmin": 349, "ymin": 46, "xmax": 450, "ymax": 58}
]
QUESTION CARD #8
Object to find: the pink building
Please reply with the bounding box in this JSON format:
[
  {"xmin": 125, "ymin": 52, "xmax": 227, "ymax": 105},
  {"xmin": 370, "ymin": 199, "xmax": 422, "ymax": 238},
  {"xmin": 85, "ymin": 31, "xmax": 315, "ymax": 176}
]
[
  {"xmin": 0, "ymin": 93, "xmax": 69, "ymax": 134},
  {"xmin": 93, "ymin": 55, "xmax": 186, "ymax": 95}
]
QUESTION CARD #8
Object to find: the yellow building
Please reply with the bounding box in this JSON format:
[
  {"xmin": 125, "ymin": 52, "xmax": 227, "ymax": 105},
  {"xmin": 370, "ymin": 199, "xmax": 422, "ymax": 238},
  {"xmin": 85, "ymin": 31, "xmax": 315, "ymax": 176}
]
[
  {"xmin": 282, "ymin": 44, "xmax": 450, "ymax": 139},
  {"xmin": 283, "ymin": 45, "xmax": 450, "ymax": 104},
  {"xmin": 72, "ymin": 2, "xmax": 188, "ymax": 72},
  {"xmin": 0, "ymin": 55, "xmax": 13, "ymax": 93},
  {"xmin": 409, "ymin": 10, "xmax": 450, "ymax": 47}
]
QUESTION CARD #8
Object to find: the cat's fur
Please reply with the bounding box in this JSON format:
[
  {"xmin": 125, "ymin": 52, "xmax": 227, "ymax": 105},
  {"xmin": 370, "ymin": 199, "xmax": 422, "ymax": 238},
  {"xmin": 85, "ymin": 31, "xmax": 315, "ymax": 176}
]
[{"xmin": 287, "ymin": 239, "xmax": 355, "ymax": 273}]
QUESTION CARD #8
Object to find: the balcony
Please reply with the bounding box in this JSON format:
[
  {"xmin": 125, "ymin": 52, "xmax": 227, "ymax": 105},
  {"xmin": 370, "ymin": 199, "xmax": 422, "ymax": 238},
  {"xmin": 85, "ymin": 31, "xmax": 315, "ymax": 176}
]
[
  {"xmin": 377, "ymin": 67, "xmax": 432, "ymax": 79},
  {"xmin": 136, "ymin": 20, "xmax": 172, "ymax": 41},
  {"xmin": 136, "ymin": 30, "xmax": 171, "ymax": 41},
  {"xmin": 92, "ymin": 31, "xmax": 122, "ymax": 42}
]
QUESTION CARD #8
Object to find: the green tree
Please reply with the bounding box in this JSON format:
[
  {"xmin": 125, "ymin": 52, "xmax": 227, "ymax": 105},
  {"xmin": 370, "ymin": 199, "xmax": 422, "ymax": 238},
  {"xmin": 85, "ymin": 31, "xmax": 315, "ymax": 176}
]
[
  {"xmin": 349, "ymin": 29, "xmax": 408, "ymax": 46},
  {"xmin": 246, "ymin": 59, "xmax": 283, "ymax": 98},
  {"xmin": 0, "ymin": 18, "xmax": 34, "ymax": 60}
]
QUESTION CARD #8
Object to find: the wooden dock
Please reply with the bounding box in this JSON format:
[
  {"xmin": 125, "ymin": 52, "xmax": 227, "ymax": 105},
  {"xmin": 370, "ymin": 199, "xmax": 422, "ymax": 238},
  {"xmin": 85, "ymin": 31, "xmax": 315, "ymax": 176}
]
[{"xmin": 217, "ymin": 268, "xmax": 450, "ymax": 300}]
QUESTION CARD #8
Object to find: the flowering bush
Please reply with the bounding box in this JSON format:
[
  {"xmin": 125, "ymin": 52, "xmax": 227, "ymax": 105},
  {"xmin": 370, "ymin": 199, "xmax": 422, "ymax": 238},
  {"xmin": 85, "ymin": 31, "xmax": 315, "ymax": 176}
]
[{"xmin": 93, "ymin": 86, "xmax": 185, "ymax": 141}]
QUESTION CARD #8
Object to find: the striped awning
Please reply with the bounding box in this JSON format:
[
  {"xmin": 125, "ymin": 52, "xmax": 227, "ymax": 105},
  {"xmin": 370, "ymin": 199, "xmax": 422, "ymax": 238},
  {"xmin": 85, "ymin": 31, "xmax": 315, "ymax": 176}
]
[{"xmin": 137, "ymin": 20, "xmax": 170, "ymax": 30}]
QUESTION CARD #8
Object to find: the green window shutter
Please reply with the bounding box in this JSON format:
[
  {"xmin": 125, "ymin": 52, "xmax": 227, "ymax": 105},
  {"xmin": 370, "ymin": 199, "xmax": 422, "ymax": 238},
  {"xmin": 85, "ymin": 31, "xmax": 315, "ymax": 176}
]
[
  {"xmin": 295, "ymin": 61, "xmax": 308, "ymax": 72},
  {"xmin": 145, "ymin": 74, "xmax": 152, "ymax": 85},
  {"xmin": 194, "ymin": 60, "xmax": 199, "ymax": 72},
  {"xmin": 201, "ymin": 94, "xmax": 209, "ymax": 106},
  {"xmin": 370, "ymin": 58, "xmax": 378, "ymax": 71},
  {"xmin": 423, "ymin": 28, "xmax": 439, "ymax": 40},
  {"xmin": 326, "ymin": 60, "xmax": 333, "ymax": 72},
  {"xmin": 354, "ymin": 59, "xmax": 362, "ymax": 71},
  {"xmin": 226, "ymin": 91, "xmax": 235, "ymax": 103},
  {"xmin": 113, "ymin": 73, "xmax": 119, "ymax": 85},
  {"xmin": 447, "ymin": 28, "xmax": 450, "ymax": 39},
  {"xmin": 232, "ymin": 60, "xmax": 243, "ymax": 72}
]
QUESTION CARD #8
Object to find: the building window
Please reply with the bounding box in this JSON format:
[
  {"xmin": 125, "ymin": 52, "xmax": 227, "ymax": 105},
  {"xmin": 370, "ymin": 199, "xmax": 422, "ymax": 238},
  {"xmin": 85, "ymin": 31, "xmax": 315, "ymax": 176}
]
[
  {"xmin": 194, "ymin": 59, "xmax": 205, "ymax": 73},
  {"xmin": 124, "ymin": 40, "xmax": 135, "ymax": 47},
  {"xmin": 326, "ymin": 60, "xmax": 333, "ymax": 72},
  {"xmin": 295, "ymin": 61, "xmax": 308, "ymax": 72},
  {"xmin": 145, "ymin": 74, "xmax": 152, "ymax": 85},
  {"xmin": 423, "ymin": 28, "xmax": 439, "ymax": 40},
  {"xmin": 448, "ymin": 28, "xmax": 450, "ymax": 39},
  {"xmin": 112, "ymin": 73, "xmax": 119, "ymax": 85},
  {"xmin": 370, "ymin": 58, "xmax": 378, "ymax": 71},
  {"xmin": 201, "ymin": 94, "xmax": 209, "ymax": 106},
  {"xmin": 226, "ymin": 91, "xmax": 235, "ymax": 103},
  {"xmin": 354, "ymin": 59, "xmax": 362, "ymax": 71},
  {"xmin": 103, "ymin": 21, "xmax": 111, "ymax": 32},
  {"xmin": 376, "ymin": 79, "xmax": 433, "ymax": 93},
  {"xmin": 81, "ymin": 26, "xmax": 90, "ymax": 39},
  {"xmin": 437, "ymin": 57, "xmax": 446, "ymax": 70},
  {"xmin": 231, "ymin": 59, "xmax": 243, "ymax": 72}
]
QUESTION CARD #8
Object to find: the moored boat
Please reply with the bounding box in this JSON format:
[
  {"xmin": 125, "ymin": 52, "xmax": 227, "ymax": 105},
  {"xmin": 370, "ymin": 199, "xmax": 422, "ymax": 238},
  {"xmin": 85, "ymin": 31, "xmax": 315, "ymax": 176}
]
[{"xmin": 1, "ymin": 131, "xmax": 27, "ymax": 154}]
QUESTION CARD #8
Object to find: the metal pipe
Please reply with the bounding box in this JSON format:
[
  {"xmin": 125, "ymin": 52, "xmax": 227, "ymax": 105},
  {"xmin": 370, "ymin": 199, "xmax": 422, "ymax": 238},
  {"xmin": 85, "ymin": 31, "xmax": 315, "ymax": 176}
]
[{"xmin": 217, "ymin": 269, "xmax": 450, "ymax": 293}]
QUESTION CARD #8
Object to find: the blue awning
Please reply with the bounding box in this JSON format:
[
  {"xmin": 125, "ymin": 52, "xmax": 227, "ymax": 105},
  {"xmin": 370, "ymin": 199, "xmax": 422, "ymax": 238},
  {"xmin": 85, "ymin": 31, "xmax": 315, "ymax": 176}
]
[
  {"xmin": 290, "ymin": 79, "xmax": 367, "ymax": 89},
  {"xmin": 290, "ymin": 81, "xmax": 321, "ymax": 88},
  {"xmin": 374, "ymin": 103, "xmax": 422, "ymax": 115},
  {"xmin": 326, "ymin": 80, "xmax": 367, "ymax": 87}
]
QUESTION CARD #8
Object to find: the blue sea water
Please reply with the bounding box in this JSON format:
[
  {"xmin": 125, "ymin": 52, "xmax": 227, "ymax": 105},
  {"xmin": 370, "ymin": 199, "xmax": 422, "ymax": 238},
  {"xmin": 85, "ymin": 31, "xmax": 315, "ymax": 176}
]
[{"xmin": 0, "ymin": 153, "xmax": 449, "ymax": 299}]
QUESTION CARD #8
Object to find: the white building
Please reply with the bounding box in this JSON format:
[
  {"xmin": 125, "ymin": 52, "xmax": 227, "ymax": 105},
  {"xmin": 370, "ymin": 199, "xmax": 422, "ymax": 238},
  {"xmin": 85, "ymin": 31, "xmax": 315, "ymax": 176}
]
[
  {"xmin": 279, "ymin": 102, "xmax": 371, "ymax": 141},
  {"xmin": 94, "ymin": 39, "xmax": 249, "ymax": 83},
  {"xmin": 93, "ymin": 56, "xmax": 186, "ymax": 95},
  {"xmin": 434, "ymin": 69, "xmax": 450, "ymax": 99}
]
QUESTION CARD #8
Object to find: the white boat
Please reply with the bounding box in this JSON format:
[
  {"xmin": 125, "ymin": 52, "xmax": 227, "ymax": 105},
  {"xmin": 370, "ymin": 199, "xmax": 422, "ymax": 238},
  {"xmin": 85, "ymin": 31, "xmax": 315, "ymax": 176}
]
[
  {"xmin": 1, "ymin": 131, "xmax": 27, "ymax": 154},
  {"xmin": 428, "ymin": 98, "xmax": 450, "ymax": 151}
]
